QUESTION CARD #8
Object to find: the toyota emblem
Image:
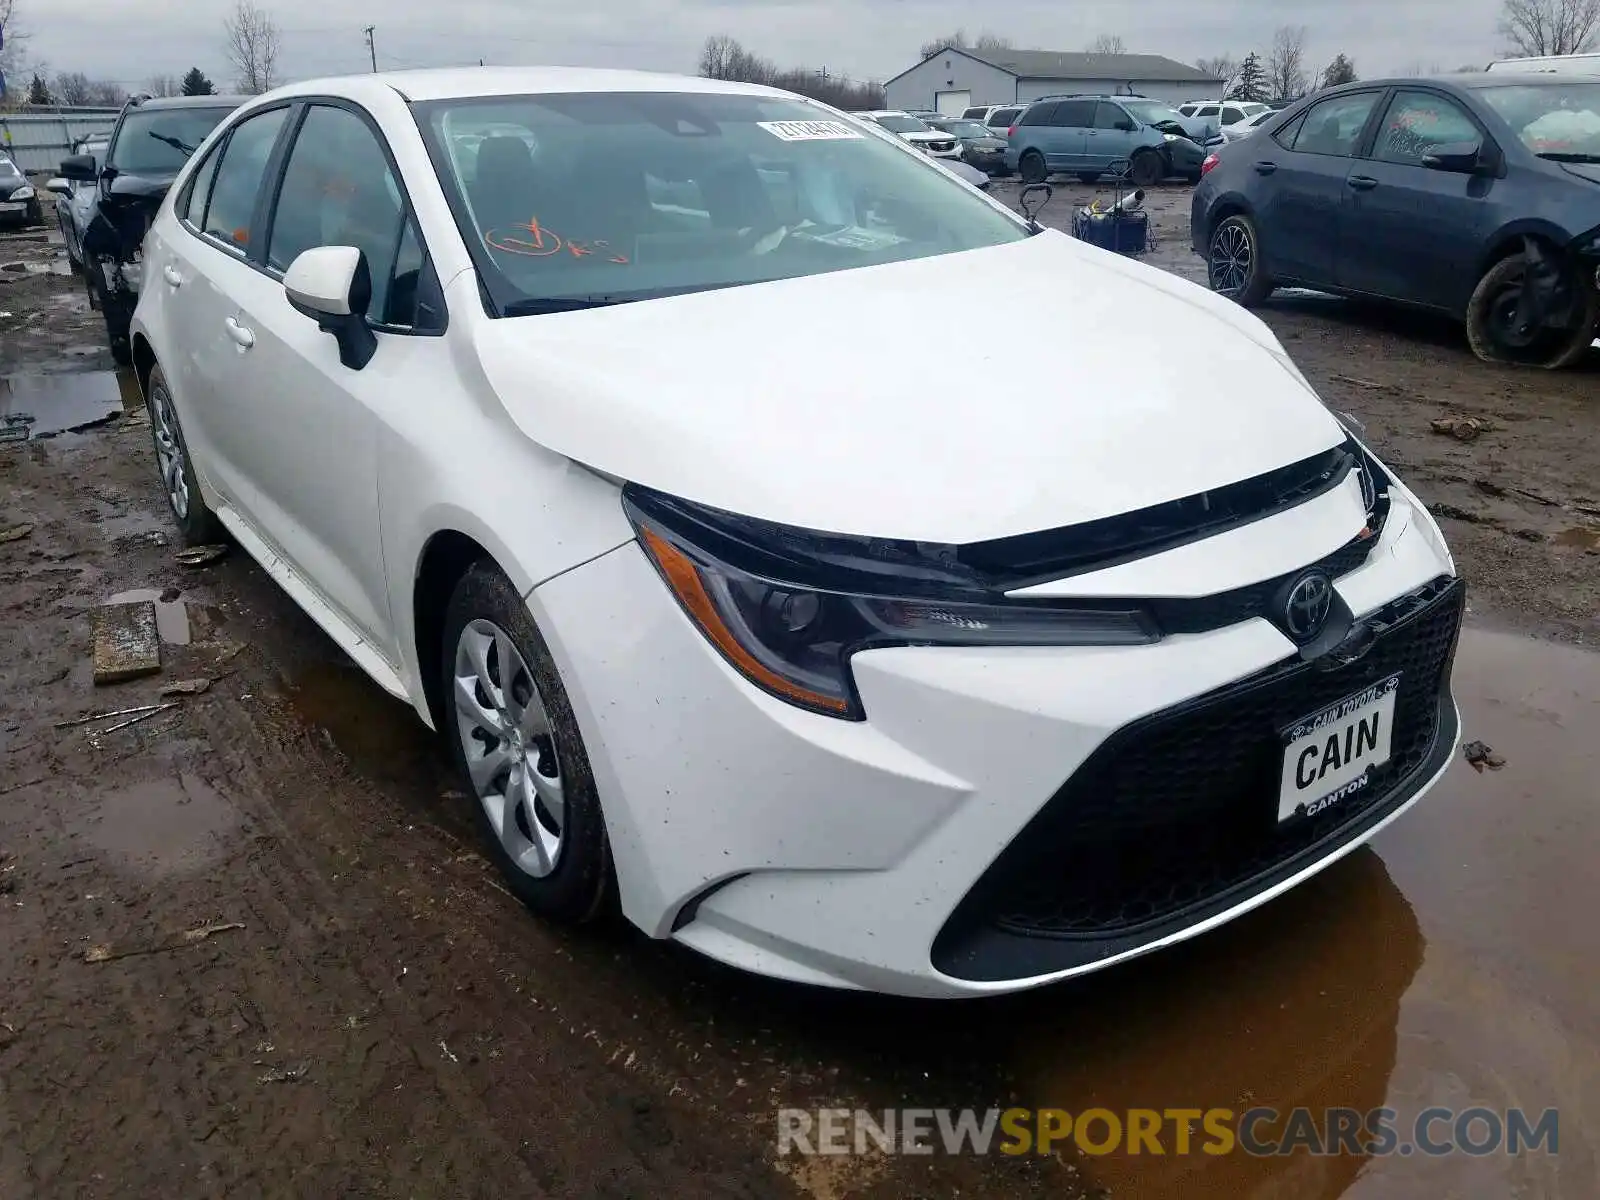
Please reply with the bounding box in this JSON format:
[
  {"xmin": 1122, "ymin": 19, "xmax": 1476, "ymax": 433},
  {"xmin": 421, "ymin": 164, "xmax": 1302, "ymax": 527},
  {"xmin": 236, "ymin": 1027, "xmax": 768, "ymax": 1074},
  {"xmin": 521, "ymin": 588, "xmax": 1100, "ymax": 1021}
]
[{"xmin": 1283, "ymin": 571, "xmax": 1334, "ymax": 640}]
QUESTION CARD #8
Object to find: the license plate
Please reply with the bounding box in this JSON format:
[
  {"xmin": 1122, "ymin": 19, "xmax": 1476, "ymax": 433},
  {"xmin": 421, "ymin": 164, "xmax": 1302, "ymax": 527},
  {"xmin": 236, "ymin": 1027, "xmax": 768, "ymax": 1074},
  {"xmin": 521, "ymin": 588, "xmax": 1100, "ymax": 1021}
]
[
  {"xmin": 1277, "ymin": 674, "xmax": 1399, "ymax": 823},
  {"xmin": 0, "ymin": 201, "xmax": 24, "ymax": 213}
]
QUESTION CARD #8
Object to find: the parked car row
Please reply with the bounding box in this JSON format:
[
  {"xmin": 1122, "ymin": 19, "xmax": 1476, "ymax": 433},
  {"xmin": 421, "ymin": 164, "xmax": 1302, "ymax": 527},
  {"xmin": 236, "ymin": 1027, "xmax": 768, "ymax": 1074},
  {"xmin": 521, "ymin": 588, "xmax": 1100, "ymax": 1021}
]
[
  {"xmin": 1193, "ymin": 72, "xmax": 1600, "ymax": 368},
  {"xmin": 1005, "ymin": 94, "xmax": 1212, "ymax": 185}
]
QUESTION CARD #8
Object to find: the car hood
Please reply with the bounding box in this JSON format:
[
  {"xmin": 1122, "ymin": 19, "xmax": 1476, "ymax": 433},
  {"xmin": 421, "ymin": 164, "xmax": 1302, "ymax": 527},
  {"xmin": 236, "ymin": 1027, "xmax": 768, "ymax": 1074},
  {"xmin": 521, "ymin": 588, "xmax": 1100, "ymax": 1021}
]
[
  {"xmin": 472, "ymin": 230, "xmax": 1346, "ymax": 543},
  {"xmin": 902, "ymin": 131, "xmax": 945, "ymax": 143},
  {"xmin": 1559, "ymin": 161, "xmax": 1600, "ymax": 186}
]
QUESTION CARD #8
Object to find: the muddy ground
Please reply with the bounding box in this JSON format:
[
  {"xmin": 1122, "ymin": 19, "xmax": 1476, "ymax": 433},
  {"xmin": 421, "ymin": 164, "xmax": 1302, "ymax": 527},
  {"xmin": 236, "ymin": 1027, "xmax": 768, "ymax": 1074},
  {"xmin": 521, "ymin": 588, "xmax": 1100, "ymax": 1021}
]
[{"xmin": 2, "ymin": 188, "xmax": 1597, "ymax": 1200}]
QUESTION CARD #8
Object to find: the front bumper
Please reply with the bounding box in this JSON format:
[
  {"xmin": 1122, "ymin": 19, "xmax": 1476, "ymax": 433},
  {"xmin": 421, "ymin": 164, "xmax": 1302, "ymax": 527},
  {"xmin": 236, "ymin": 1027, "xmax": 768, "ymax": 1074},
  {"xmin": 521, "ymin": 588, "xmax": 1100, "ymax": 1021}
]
[
  {"xmin": 1164, "ymin": 138, "xmax": 1207, "ymax": 176},
  {"xmin": 964, "ymin": 147, "xmax": 1008, "ymax": 173},
  {"xmin": 532, "ymin": 480, "xmax": 1459, "ymax": 997}
]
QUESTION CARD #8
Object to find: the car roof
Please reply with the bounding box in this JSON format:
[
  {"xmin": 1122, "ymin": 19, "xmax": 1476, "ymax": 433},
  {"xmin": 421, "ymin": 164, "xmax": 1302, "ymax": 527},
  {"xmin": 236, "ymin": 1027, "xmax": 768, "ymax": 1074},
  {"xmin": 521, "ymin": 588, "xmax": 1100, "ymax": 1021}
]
[
  {"xmin": 280, "ymin": 66, "xmax": 794, "ymax": 104},
  {"xmin": 128, "ymin": 93, "xmax": 253, "ymax": 109}
]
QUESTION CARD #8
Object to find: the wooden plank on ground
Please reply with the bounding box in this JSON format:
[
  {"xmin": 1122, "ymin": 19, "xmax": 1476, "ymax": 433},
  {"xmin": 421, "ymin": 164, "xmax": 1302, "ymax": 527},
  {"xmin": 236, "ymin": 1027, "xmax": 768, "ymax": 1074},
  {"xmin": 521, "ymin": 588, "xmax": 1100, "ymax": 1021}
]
[{"xmin": 92, "ymin": 601, "xmax": 161, "ymax": 685}]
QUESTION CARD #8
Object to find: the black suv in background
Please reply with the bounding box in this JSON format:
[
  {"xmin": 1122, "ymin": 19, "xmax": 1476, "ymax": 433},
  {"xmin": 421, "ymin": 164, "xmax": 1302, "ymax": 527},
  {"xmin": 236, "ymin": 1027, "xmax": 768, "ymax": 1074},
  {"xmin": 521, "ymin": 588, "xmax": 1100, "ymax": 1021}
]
[{"xmin": 60, "ymin": 93, "xmax": 247, "ymax": 364}]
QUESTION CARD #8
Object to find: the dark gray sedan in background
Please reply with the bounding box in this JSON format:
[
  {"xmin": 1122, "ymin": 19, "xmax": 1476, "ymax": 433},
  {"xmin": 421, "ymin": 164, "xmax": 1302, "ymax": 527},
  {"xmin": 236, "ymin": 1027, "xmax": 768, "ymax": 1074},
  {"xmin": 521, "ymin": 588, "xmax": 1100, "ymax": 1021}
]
[
  {"xmin": 1192, "ymin": 74, "xmax": 1600, "ymax": 367},
  {"xmin": 925, "ymin": 116, "xmax": 1011, "ymax": 175}
]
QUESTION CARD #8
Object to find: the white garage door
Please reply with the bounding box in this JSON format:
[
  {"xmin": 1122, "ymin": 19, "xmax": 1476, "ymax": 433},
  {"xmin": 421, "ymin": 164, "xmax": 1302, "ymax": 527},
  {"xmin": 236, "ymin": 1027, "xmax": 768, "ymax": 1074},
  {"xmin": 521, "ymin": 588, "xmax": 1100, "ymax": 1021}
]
[{"xmin": 935, "ymin": 90, "xmax": 971, "ymax": 116}]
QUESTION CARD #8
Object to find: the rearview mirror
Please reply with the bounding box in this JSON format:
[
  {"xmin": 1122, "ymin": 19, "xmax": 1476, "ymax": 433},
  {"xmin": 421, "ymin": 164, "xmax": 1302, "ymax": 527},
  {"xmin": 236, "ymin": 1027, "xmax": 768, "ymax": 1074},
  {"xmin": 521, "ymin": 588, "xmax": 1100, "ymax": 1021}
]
[
  {"xmin": 45, "ymin": 178, "xmax": 73, "ymax": 197},
  {"xmin": 59, "ymin": 154, "xmax": 98, "ymax": 183},
  {"xmin": 284, "ymin": 246, "xmax": 378, "ymax": 370},
  {"xmin": 1421, "ymin": 141, "xmax": 1484, "ymax": 174}
]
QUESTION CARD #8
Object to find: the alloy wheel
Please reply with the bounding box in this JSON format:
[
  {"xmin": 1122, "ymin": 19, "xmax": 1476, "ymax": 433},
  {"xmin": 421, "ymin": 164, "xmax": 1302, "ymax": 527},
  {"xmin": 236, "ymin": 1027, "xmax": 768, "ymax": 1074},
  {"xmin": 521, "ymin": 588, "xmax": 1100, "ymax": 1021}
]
[
  {"xmin": 453, "ymin": 618, "xmax": 566, "ymax": 879},
  {"xmin": 149, "ymin": 383, "xmax": 190, "ymax": 521},
  {"xmin": 1209, "ymin": 221, "xmax": 1252, "ymax": 296}
]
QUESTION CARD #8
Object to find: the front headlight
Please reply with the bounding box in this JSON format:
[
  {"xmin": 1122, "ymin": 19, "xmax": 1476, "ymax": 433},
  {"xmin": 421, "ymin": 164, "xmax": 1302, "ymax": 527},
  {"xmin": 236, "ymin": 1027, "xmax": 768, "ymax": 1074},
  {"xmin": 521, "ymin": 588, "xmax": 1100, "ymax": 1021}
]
[
  {"xmin": 12, "ymin": 186, "xmax": 34, "ymax": 201},
  {"xmin": 626, "ymin": 489, "xmax": 1157, "ymax": 720},
  {"xmin": 1162, "ymin": 133, "xmax": 1180, "ymax": 142}
]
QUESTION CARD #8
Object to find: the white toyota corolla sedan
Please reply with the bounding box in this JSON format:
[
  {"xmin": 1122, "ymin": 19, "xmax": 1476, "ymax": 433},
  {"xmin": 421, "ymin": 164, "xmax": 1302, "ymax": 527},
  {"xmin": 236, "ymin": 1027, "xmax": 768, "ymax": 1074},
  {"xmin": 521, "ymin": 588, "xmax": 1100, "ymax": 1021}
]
[{"xmin": 129, "ymin": 67, "xmax": 1463, "ymax": 998}]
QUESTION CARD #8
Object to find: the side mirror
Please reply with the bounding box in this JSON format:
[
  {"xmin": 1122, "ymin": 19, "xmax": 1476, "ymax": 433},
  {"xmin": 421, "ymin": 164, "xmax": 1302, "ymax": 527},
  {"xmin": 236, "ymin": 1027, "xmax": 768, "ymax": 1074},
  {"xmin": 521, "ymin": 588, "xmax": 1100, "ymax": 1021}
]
[
  {"xmin": 45, "ymin": 178, "xmax": 73, "ymax": 197},
  {"xmin": 60, "ymin": 154, "xmax": 99, "ymax": 183},
  {"xmin": 284, "ymin": 246, "xmax": 378, "ymax": 371},
  {"xmin": 1117, "ymin": 120, "xmax": 1136, "ymax": 132},
  {"xmin": 1421, "ymin": 141, "xmax": 1484, "ymax": 174}
]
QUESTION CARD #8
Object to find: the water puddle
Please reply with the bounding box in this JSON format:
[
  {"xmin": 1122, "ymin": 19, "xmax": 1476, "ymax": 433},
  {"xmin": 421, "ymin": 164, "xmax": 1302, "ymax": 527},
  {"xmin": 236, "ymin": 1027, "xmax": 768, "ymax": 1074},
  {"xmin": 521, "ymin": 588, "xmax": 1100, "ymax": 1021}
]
[
  {"xmin": 86, "ymin": 772, "xmax": 238, "ymax": 876},
  {"xmin": 105, "ymin": 587, "xmax": 192, "ymax": 645},
  {"xmin": 978, "ymin": 627, "xmax": 1600, "ymax": 1197},
  {"xmin": 274, "ymin": 660, "xmax": 447, "ymax": 791},
  {"xmin": 0, "ymin": 370, "xmax": 128, "ymax": 440}
]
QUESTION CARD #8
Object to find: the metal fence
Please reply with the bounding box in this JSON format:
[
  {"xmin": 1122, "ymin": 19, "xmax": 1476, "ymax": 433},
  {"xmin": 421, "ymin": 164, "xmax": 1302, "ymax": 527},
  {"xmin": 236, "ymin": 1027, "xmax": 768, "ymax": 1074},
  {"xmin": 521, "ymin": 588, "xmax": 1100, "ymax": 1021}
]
[{"xmin": 0, "ymin": 108, "xmax": 121, "ymax": 173}]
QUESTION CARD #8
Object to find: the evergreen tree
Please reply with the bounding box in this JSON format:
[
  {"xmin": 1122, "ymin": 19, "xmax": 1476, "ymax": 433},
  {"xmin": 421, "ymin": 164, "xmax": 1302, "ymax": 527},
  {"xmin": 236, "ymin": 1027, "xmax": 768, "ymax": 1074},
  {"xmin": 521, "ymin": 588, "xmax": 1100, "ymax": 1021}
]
[
  {"xmin": 1229, "ymin": 52, "xmax": 1269, "ymax": 103},
  {"xmin": 180, "ymin": 67, "xmax": 215, "ymax": 96},
  {"xmin": 26, "ymin": 71, "xmax": 51, "ymax": 105},
  {"xmin": 1320, "ymin": 54, "xmax": 1358, "ymax": 88}
]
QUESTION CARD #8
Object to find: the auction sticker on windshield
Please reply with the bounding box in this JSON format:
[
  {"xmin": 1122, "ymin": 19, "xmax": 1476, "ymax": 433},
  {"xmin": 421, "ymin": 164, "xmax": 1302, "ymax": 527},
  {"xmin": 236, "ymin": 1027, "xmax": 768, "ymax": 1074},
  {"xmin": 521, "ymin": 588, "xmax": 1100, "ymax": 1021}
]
[
  {"xmin": 757, "ymin": 120, "xmax": 864, "ymax": 142},
  {"xmin": 1277, "ymin": 674, "xmax": 1400, "ymax": 822}
]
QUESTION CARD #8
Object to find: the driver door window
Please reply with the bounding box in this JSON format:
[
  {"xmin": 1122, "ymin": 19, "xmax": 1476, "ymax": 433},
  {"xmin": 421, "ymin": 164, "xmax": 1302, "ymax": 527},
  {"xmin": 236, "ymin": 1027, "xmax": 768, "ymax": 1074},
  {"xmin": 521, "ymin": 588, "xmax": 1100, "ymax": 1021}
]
[
  {"xmin": 267, "ymin": 104, "xmax": 407, "ymax": 320},
  {"xmin": 1373, "ymin": 92, "xmax": 1482, "ymax": 165}
]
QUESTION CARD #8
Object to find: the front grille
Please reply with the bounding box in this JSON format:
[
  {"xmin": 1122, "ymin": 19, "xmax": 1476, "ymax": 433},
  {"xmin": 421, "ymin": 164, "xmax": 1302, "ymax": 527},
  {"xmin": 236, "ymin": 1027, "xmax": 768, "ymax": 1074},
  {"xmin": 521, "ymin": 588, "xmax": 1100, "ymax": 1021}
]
[
  {"xmin": 928, "ymin": 140, "xmax": 956, "ymax": 152},
  {"xmin": 933, "ymin": 576, "xmax": 1463, "ymax": 980}
]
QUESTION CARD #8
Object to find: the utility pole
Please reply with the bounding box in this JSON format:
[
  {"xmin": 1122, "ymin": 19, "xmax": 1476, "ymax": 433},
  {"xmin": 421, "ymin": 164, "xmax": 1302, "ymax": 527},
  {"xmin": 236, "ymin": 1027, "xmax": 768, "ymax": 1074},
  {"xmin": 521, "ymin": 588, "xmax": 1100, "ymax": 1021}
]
[{"xmin": 364, "ymin": 26, "xmax": 377, "ymax": 73}]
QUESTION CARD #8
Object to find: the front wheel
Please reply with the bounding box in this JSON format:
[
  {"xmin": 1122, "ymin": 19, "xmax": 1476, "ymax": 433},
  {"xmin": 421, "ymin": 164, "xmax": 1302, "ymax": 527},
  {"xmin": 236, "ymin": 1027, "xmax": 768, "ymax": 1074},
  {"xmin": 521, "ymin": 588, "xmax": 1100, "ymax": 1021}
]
[
  {"xmin": 1207, "ymin": 213, "xmax": 1274, "ymax": 305},
  {"xmin": 442, "ymin": 563, "xmax": 615, "ymax": 924},
  {"xmin": 1019, "ymin": 151, "xmax": 1048, "ymax": 185},
  {"xmin": 1129, "ymin": 149, "xmax": 1164, "ymax": 187},
  {"xmin": 1465, "ymin": 254, "xmax": 1598, "ymax": 369}
]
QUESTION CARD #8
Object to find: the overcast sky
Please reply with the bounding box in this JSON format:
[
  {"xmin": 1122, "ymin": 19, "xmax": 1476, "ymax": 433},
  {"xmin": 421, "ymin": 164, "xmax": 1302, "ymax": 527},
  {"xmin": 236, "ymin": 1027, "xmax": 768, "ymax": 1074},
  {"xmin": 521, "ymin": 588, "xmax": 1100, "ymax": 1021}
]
[{"xmin": 11, "ymin": 0, "xmax": 1509, "ymax": 92}]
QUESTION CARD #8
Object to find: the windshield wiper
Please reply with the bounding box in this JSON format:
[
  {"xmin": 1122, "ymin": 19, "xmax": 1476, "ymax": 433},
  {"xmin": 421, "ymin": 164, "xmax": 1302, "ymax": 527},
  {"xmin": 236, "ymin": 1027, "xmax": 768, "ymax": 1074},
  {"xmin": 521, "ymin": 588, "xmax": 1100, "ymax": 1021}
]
[
  {"xmin": 148, "ymin": 131, "xmax": 198, "ymax": 157},
  {"xmin": 1536, "ymin": 150, "xmax": 1600, "ymax": 163},
  {"xmin": 500, "ymin": 296, "xmax": 626, "ymax": 316}
]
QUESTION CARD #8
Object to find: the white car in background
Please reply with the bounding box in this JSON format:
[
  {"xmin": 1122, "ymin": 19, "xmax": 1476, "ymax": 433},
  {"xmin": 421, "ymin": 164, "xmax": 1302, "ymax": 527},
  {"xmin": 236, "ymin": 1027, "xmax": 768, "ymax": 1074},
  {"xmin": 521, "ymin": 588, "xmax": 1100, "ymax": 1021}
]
[
  {"xmin": 1216, "ymin": 109, "xmax": 1277, "ymax": 142},
  {"xmin": 129, "ymin": 66, "xmax": 1462, "ymax": 998},
  {"xmin": 852, "ymin": 109, "xmax": 963, "ymax": 159}
]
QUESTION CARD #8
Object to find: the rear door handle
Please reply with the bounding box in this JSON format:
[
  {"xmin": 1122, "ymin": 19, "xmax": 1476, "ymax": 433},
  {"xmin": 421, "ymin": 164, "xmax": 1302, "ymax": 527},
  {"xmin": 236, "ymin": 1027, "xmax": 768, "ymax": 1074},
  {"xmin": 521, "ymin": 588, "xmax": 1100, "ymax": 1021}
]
[
  {"xmin": 162, "ymin": 264, "xmax": 183, "ymax": 288},
  {"xmin": 1348, "ymin": 175, "xmax": 1379, "ymax": 191},
  {"xmin": 223, "ymin": 317, "xmax": 255, "ymax": 350},
  {"xmin": 1253, "ymin": 161, "xmax": 1277, "ymax": 175}
]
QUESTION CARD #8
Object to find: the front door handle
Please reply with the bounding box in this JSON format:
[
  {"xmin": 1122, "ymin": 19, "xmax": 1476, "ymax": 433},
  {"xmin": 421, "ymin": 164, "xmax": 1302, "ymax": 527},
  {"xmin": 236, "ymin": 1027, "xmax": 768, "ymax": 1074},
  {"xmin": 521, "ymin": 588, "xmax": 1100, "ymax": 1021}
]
[
  {"xmin": 224, "ymin": 317, "xmax": 255, "ymax": 350},
  {"xmin": 1348, "ymin": 175, "xmax": 1379, "ymax": 191},
  {"xmin": 1253, "ymin": 161, "xmax": 1277, "ymax": 175},
  {"xmin": 162, "ymin": 264, "xmax": 183, "ymax": 288}
]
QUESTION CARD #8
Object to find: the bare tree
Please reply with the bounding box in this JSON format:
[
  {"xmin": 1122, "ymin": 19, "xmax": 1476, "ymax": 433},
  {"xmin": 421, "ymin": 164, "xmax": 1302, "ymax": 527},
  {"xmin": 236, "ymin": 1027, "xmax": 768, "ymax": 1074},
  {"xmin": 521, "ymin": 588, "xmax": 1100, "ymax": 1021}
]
[
  {"xmin": 85, "ymin": 79, "xmax": 126, "ymax": 106},
  {"xmin": 919, "ymin": 31, "xmax": 1013, "ymax": 59},
  {"xmin": 0, "ymin": 0, "xmax": 29, "ymax": 84},
  {"xmin": 1086, "ymin": 34, "xmax": 1128, "ymax": 55},
  {"xmin": 224, "ymin": 0, "xmax": 281, "ymax": 94},
  {"xmin": 1399, "ymin": 59, "xmax": 1446, "ymax": 75},
  {"xmin": 1499, "ymin": 0, "xmax": 1600, "ymax": 55},
  {"xmin": 697, "ymin": 35, "xmax": 773, "ymax": 84},
  {"xmin": 53, "ymin": 70, "xmax": 91, "ymax": 106},
  {"xmin": 146, "ymin": 74, "xmax": 181, "ymax": 98},
  {"xmin": 1195, "ymin": 54, "xmax": 1238, "ymax": 91},
  {"xmin": 1266, "ymin": 25, "xmax": 1310, "ymax": 101}
]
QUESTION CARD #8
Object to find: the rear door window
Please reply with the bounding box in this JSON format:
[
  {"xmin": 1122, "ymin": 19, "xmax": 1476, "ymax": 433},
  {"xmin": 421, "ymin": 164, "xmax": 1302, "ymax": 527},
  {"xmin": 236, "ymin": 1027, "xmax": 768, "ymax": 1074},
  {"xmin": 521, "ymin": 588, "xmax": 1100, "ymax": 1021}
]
[
  {"xmin": 1053, "ymin": 100, "xmax": 1097, "ymax": 129},
  {"xmin": 1019, "ymin": 102, "xmax": 1059, "ymax": 127},
  {"xmin": 1287, "ymin": 92, "xmax": 1382, "ymax": 157}
]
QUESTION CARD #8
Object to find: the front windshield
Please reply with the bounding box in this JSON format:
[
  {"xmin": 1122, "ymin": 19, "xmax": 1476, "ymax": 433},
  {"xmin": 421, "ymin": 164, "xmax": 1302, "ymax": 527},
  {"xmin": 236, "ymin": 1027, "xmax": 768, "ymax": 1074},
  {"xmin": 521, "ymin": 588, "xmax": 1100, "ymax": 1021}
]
[
  {"xmin": 938, "ymin": 119, "xmax": 994, "ymax": 138},
  {"xmin": 0, "ymin": 157, "xmax": 20, "ymax": 178},
  {"xmin": 109, "ymin": 106, "xmax": 236, "ymax": 174},
  {"xmin": 876, "ymin": 114, "xmax": 933, "ymax": 134},
  {"xmin": 418, "ymin": 91, "xmax": 1028, "ymax": 313},
  {"xmin": 1120, "ymin": 100, "xmax": 1186, "ymax": 126},
  {"xmin": 1480, "ymin": 83, "xmax": 1600, "ymax": 159}
]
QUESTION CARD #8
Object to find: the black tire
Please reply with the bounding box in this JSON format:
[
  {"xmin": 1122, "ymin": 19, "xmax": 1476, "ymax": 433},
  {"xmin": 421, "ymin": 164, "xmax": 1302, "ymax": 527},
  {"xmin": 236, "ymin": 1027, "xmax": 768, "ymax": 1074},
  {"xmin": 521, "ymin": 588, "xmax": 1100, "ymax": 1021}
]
[
  {"xmin": 1019, "ymin": 151, "xmax": 1048, "ymax": 185},
  {"xmin": 102, "ymin": 289, "xmax": 133, "ymax": 366},
  {"xmin": 1465, "ymin": 254, "xmax": 1598, "ymax": 369},
  {"xmin": 1129, "ymin": 149, "xmax": 1164, "ymax": 187},
  {"xmin": 145, "ymin": 364, "xmax": 223, "ymax": 545},
  {"xmin": 441, "ymin": 562, "xmax": 614, "ymax": 924},
  {"xmin": 1207, "ymin": 213, "xmax": 1274, "ymax": 306}
]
